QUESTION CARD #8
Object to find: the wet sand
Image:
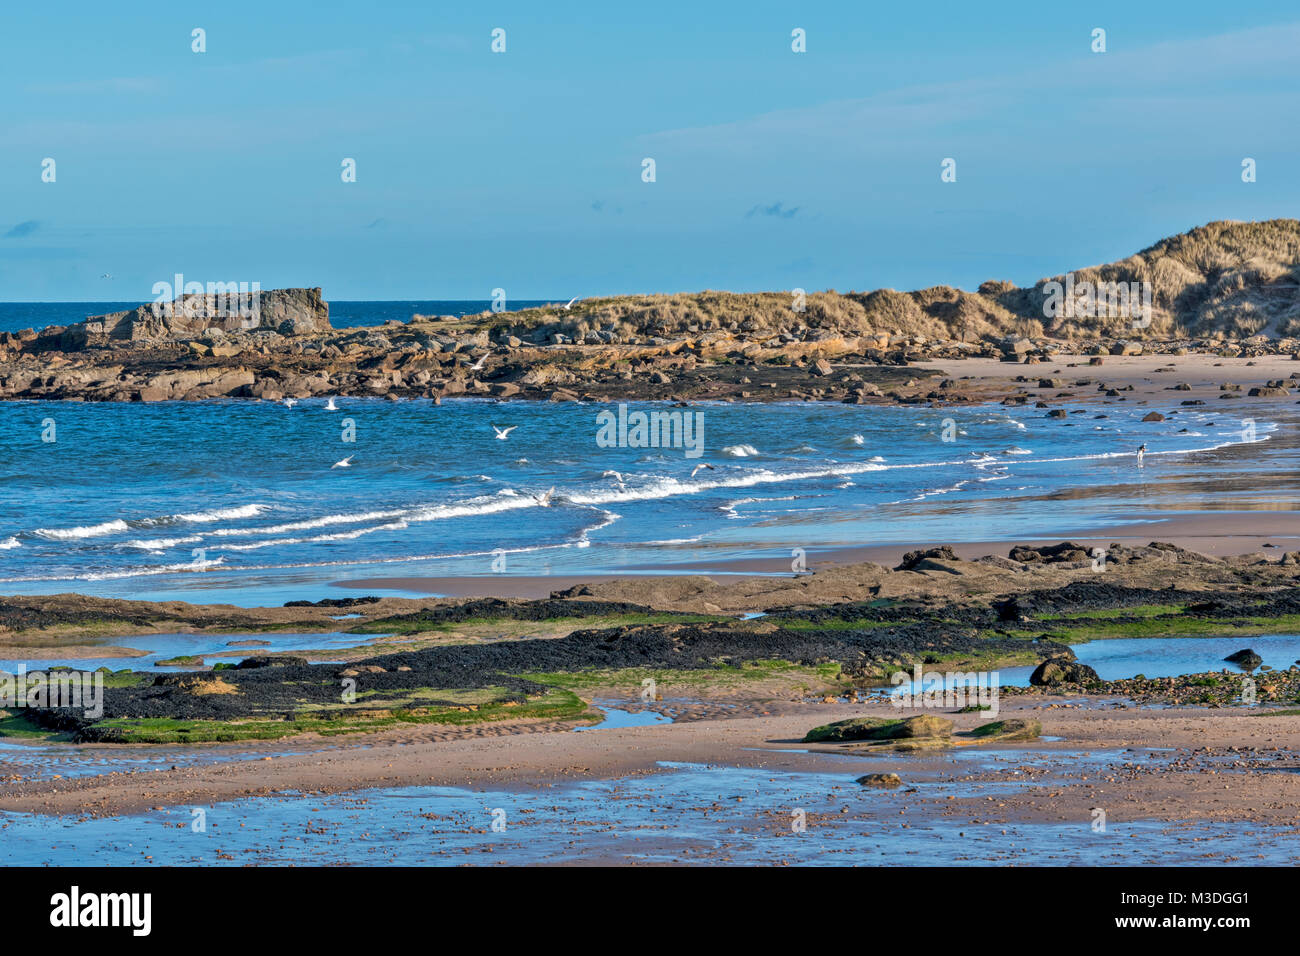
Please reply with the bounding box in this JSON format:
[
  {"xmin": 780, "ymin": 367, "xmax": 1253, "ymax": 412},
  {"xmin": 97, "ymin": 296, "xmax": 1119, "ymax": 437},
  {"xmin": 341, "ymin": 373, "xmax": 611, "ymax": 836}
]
[
  {"xmin": 335, "ymin": 511, "xmax": 1300, "ymax": 599},
  {"xmin": 3, "ymin": 697, "xmax": 1298, "ymax": 831}
]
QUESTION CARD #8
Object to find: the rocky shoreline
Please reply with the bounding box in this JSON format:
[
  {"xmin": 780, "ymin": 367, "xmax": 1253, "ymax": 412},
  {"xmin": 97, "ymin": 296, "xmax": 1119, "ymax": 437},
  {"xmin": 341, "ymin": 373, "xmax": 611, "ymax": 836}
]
[
  {"xmin": 4, "ymin": 539, "xmax": 1299, "ymax": 745},
  {"xmin": 4, "ymin": 220, "xmax": 1300, "ymax": 404},
  {"xmin": 3, "ymin": 289, "xmax": 1297, "ymax": 405}
]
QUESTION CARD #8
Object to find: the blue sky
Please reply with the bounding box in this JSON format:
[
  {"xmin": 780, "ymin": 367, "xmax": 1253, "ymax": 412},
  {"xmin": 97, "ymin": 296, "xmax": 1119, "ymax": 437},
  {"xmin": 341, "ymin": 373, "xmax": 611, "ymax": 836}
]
[{"xmin": 1, "ymin": 0, "xmax": 1297, "ymax": 301}]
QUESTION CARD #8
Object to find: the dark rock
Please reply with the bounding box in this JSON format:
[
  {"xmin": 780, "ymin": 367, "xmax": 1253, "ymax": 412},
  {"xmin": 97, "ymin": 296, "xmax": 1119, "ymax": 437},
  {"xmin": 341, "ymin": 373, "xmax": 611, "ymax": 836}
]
[
  {"xmin": 855, "ymin": 772, "xmax": 903, "ymax": 788},
  {"xmin": 284, "ymin": 596, "xmax": 382, "ymax": 607},
  {"xmin": 1223, "ymin": 648, "xmax": 1263, "ymax": 670},
  {"xmin": 1029, "ymin": 657, "xmax": 1100, "ymax": 686},
  {"xmin": 895, "ymin": 545, "xmax": 959, "ymax": 571},
  {"xmin": 234, "ymin": 655, "xmax": 311, "ymax": 669}
]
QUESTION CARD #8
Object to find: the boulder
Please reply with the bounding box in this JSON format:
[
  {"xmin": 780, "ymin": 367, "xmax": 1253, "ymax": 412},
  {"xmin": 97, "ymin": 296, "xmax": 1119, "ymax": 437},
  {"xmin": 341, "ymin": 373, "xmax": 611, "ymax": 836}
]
[
  {"xmin": 970, "ymin": 718, "xmax": 1042, "ymax": 741},
  {"xmin": 1008, "ymin": 541, "xmax": 1091, "ymax": 564},
  {"xmin": 802, "ymin": 717, "xmax": 895, "ymax": 742},
  {"xmin": 855, "ymin": 773, "xmax": 903, "ymax": 788},
  {"xmin": 895, "ymin": 545, "xmax": 959, "ymax": 571},
  {"xmin": 802, "ymin": 714, "xmax": 953, "ymax": 743},
  {"xmin": 1029, "ymin": 657, "xmax": 1100, "ymax": 686},
  {"xmin": 894, "ymin": 714, "xmax": 954, "ymax": 738},
  {"xmin": 1223, "ymin": 648, "xmax": 1263, "ymax": 670}
]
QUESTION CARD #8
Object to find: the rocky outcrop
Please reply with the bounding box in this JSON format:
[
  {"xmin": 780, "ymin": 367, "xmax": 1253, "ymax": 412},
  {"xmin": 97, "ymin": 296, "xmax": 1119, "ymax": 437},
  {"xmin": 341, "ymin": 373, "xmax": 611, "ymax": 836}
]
[
  {"xmin": 1008, "ymin": 542, "xmax": 1094, "ymax": 565},
  {"xmin": 802, "ymin": 714, "xmax": 954, "ymax": 743},
  {"xmin": 4, "ymin": 219, "xmax": 1300, "ymax": 404},
  {"xmin": 61, "ymin": 287, "xmax": 330, "ymax": 348}
]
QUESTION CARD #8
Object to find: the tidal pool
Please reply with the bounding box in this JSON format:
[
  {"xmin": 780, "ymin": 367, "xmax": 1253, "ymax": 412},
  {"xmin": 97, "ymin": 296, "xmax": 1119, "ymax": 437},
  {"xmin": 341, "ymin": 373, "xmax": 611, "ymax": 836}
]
[
  {"xmin": 0, "ymin": 631, "xmax": 379, "ymax": 672},
  {"xmin": 2, "ymin": 760, "xmax": 1295, "ymax": 866},
  {"xmin": 886, "ymin": 634, "xmax": 1300, "ymax": 693},
  {"xmin": 573, "ymin": 700, "xmax": 673, "ymax": 732}
]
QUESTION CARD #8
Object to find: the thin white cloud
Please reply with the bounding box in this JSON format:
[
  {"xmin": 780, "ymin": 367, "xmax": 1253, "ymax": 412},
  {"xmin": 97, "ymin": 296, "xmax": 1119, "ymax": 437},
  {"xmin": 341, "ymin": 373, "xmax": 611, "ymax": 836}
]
[{"xmin": 641, "ymin": 21, "xmax": 1300, "ymax": 151}]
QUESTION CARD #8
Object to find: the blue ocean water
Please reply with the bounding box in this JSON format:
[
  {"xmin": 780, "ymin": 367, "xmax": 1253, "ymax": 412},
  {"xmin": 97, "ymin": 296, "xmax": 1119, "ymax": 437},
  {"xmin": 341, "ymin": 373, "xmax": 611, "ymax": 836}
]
[
  {"xmin": 0, "ymin": 398, "xmax": 1290, "ymax": 604},
  {"xmin": 0, "ymin": 300, "xmax": 554, "ymax": 335}
]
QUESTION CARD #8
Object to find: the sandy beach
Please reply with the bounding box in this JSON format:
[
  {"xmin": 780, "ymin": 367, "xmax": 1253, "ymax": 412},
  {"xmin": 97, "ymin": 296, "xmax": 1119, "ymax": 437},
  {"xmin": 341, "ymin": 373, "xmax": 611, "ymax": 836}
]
[{"xmin": 3, "ymin": 697, "xmax": 1298, "ymax": 835}]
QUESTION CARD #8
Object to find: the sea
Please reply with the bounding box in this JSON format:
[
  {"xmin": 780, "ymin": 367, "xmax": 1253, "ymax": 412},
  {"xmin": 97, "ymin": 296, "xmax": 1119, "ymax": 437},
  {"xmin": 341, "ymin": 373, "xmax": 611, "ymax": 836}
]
[{"xmin": 0, "ymin": 378, "xmax": 1293, "ymax": 604}]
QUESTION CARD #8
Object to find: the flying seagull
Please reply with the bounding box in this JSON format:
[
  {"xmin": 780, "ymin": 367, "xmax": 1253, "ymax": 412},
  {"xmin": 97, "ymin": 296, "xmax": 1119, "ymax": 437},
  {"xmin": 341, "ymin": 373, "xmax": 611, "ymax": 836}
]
[
  {"xmin": 601, "ymin": 469, "xmax": 625, "ymax": 489},
  {"xmin": 533, "ymin": 487, "xmax": 556, "ymax": 507},
  {"xmin": 325, "ymin": 397, "xmax": 338, "ymax": 411},
  {"xmin": 492, "ymin": 424, "xmax": 517, "ymax": 440},
  {"xmin": 332, "ymin": 456, "xmax": 353, "ymax": 469},
  {"xmin": 690, "ymin": 463, "xmax": 715, "ymax": 479},
  {"xmin": 282, "ymin": 398, "xmax": 298, "ymax": 408},
  {"xmin": 564, "ymin": 297, "xmax": 580, "ymax": 310},
  {"xmin": 467, "ymin": 354, "xmax": 487, "ymax": 372}
]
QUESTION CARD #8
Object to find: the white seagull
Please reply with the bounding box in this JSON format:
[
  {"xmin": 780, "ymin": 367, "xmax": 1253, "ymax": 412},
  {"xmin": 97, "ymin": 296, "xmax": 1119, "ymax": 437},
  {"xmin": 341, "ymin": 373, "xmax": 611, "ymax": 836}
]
[
  {"xmin": 533, "ymin": 487, "xmax": 556, "ymax": 507},
  {"xmin": 492, "ymin": 424, "xmax": 517, "ymax": 440},
  {"xmin": 325, "ymin": 397, "xmax": 338, "ymax": 411},
  {"xmin": 332, "ymin": 456, "xmax": 353, "ymax": 469},
  {"xmin": 602, "ymin": 470, "xmax": 625, "ymax": 489},
  {"xmin": 467, "ymin": 354, "xmax": 487, "ymax": 372},
  {"xmin": 282, "ymin": 398, "xmax": 298, "ymax": 408},
  {"xmin": 690, "ymin": 463, "xmax": 715, "ymax": 479},
  {"xmin": 563, "ymin": 297, "xmax": 581, "ymax": 310}
]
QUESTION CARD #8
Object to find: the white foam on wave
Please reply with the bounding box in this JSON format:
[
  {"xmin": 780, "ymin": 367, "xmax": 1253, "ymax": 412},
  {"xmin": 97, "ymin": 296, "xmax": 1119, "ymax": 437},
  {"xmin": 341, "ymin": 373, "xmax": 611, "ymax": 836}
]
[
  {"xmin": 35, "ymin": 519, "xmax": 130, "ymax": 540},
  {"xmin": 171, "ymin": 504, "xmax": 267, "ymax": 523},
  {"xmin": 57, "ymin": 555, "xmax": 228, "ymax": 581},
  {"xmin": 205, "ymin": 493, "xmax": 543, "ymax": 545},
  {"xmin": 566, "ymin": 461, "xmax": 892, "ymax": 508},
  {"xmin": 0, "ymin": 536, "xmax": 20, "ymax": 550},
  {"xmin": 124, "ymin": 536, "xmax": 203, "ymax": 551},
  {"xmin": 0, "ymin": 514, "xmax": 619, "ymax": 584},
  {"xmin": 719, "ymin": 494, "xmax": 802, "ymax": 516},
  {"xmin": 210, "ymin": 508, "xmax": 409, "ymax": 537},
  {"xmin": 219, "ymin": 520, "xmax": 411, "ymax": 551},
  {"xmin": 908, "ymin": 479, "xmax": 970, "ymax": 502},
  {"xmin": 978, "ymin": 415, "xmax": 1028, "ymax": 431},
  {"xmin": 721, "ymin": 444, "xmax": 759, "ymax": 457},
  {"xmin": 34, "ymin": 504, "xmax": 269, "ymax": 542}
]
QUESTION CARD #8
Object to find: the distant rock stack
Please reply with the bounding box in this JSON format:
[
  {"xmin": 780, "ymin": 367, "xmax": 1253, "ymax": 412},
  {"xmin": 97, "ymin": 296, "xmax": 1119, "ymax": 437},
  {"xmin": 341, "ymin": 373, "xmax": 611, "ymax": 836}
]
[{"xmin": 62, "ymin": 287, "xmax": 331, "ymax": 350}]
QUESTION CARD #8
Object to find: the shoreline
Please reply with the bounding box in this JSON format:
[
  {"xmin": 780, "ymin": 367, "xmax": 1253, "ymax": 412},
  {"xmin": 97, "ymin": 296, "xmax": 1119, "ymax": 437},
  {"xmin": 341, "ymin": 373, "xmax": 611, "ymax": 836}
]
[
  {"xmin": 333, "ymin": 511, "xmax": 1300, "ymax": 598},
  {"xmin": 3, "ymin": 701, "xmax": 1299, "ymax": 827},
  {"xmin": 1, "ymin": 537, "xmax": 1298, "ymax": 847}
]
